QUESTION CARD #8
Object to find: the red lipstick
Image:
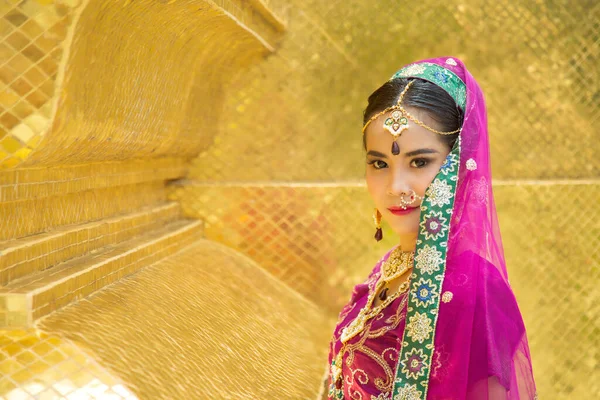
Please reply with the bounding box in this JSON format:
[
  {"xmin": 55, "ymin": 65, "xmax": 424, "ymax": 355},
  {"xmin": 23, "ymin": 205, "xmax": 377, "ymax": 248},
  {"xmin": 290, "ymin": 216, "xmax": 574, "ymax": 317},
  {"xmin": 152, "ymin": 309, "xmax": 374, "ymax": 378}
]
[{"xmin": 387, "ymin": 206, "xmax": 419, "ymax": 216}]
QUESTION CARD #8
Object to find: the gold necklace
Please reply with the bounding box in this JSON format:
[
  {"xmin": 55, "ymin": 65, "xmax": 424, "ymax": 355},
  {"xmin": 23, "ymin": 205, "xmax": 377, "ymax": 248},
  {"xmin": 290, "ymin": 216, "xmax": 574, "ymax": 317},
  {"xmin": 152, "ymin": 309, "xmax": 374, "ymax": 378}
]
[
  {"xmin": 380, "ymin": 246, "xmax": 415, "ymax": 282},
  {"xmin": 330, "ymin": 247, "xmax": 414, "ymax": 391}
]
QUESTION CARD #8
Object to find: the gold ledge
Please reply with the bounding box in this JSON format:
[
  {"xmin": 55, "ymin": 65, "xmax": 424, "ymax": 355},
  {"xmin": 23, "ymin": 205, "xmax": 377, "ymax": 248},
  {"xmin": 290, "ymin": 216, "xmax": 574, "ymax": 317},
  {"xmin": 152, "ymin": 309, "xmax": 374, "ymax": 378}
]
[
  {"xmin": 0, "ymin": 181, "xmax": 168, "ymax": 241},
  {"xmin": 0, "ymin": 158, "xmax": 187, "ymax": 203},
  {"xmin": 0, "ymin": 220, "xmax": 203, "ymax": 328},
  {"xmin": 0, "ymin": 203, "xmax": 182, "ymax": 286}
]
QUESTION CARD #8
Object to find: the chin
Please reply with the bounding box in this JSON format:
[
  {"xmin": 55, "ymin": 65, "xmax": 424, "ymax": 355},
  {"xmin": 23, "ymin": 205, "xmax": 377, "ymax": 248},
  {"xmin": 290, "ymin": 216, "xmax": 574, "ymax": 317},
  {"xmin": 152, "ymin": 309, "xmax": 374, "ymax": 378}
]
[{"xmin": 390, "ymin": 224, "xmax": 419, "ymax": 236}]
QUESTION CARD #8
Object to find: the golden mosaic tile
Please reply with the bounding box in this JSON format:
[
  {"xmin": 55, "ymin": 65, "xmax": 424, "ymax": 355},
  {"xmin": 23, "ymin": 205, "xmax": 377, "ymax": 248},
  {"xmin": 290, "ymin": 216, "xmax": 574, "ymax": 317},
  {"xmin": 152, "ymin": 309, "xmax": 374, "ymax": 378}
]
[
  {"xmin": 36, "ymin": 240, "xmax": 332, "ymax": 399},
  {"xmin": 0, "ymin": 202, "xmax": 181, "ymax": 286},
  {"xmin": 0, "ymin": 158, "xmax": 186, "ymax": 203},
  {"xmin": 0, "ymin": 181, "xmax": 167, "ymax": 241},
  {"xmin": 3, "ymin": 0, "xmax": 284, "ymax": 170},
  {"xmin": 0, "ymin": 219, "xmax": 203, "ymax": 328},
  {"xmin": 0, "ymin": 329, "xmax": 136, "ymax": 399},
  {"xmin": 0, "ymin": 0, "xmax": 78, "ymax": 170}
]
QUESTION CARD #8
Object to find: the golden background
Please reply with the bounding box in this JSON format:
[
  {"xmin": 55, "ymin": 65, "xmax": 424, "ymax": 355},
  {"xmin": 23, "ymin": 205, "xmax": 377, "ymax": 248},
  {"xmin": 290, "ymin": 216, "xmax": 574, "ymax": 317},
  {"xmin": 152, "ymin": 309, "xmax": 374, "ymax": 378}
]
[{"xmin": 1, "ymin": 0, "xmax": 598, "ymax": 399}]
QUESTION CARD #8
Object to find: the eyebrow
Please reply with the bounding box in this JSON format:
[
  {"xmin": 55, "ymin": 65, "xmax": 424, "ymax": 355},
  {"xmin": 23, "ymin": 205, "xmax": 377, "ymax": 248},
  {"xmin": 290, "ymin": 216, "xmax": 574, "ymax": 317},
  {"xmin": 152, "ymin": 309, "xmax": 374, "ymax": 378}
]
[{"xmin": 366, "ymin": 148, "xmax": 440, "ymax": 158}]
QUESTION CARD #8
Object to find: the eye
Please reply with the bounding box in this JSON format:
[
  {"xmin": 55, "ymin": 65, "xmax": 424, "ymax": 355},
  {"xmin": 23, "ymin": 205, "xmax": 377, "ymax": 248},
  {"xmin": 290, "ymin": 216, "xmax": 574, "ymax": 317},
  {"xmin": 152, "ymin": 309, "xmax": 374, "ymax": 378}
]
[
  {"xmin": 410, "ymin": 158, "xmax": 430, "ymax": 168},
  {"xmin": 367, "ymin": 159, "xmax": 387, "ymax": 169}
]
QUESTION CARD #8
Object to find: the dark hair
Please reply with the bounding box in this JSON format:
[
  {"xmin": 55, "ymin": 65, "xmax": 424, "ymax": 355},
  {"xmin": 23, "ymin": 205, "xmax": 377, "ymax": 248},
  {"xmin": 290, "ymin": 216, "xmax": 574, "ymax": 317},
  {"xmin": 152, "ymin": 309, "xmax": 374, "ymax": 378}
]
[{"xmin": 362, "ymin": 78, "xmax": 463, "ymax": 150}]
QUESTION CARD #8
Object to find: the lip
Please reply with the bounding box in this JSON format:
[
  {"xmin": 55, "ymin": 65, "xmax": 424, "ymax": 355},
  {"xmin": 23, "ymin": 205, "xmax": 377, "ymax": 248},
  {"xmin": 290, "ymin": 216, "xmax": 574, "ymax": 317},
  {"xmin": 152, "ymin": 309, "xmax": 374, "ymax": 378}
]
[{"xmin": 387, "ymin": 206, "xmax": 419, "ymax": 216}]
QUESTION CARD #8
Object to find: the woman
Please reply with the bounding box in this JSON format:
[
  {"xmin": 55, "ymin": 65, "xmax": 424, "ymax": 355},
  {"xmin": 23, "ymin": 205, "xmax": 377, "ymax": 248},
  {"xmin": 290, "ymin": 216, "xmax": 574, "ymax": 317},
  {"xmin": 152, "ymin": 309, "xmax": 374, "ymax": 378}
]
[{"xmin": 325, "ymin": 57, "xmax": 537, "ymax": 400}]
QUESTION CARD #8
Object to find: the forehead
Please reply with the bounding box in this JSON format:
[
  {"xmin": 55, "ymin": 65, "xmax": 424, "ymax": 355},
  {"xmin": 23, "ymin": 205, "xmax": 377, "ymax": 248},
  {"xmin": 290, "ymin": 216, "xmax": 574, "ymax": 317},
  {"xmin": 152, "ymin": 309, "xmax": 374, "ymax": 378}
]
[{"xmin": 365, "ymin": 110, "xmax": 445, "ymax": 151}]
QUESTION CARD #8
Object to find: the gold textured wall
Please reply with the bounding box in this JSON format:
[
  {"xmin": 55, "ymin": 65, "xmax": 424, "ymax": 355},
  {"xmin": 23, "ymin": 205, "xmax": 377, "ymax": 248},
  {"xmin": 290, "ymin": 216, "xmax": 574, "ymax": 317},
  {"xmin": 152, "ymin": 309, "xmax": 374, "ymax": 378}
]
[
  {"xmin": 1, "ymin": 1, "xmax": 335, "ymax": 399},
  {"xmin": 176, "ymin": 1, "xmax": 600, "ymax": 399},
  {"xmin": 1, "ymin": 0, "xmax": 279, "ymax": 168},
  {"xmin": 31, "ymin": 241, "xmax": 331, "ymax": 399}
]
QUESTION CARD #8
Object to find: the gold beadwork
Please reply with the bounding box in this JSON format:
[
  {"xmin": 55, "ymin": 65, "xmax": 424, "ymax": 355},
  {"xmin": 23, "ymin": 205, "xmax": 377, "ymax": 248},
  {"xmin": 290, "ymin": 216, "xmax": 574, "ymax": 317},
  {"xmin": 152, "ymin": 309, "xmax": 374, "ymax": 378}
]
[
  {"xmin": 332, "ymin": 246, "xmax": 414, "ymax": 390},
  {"xmin": 362, "ymin": 80, "xmax": 461, "ymax": 137},
  {"xmin": 340, "ymin": 278, "xmax": 411, "ymax": 344},
  {"xmin": 441, "ymin": 291, "xmax": 453, "ymax": 303},
  {"xmin": 380, "ymin": 246, "xmax": 415, "ymax": 282}
]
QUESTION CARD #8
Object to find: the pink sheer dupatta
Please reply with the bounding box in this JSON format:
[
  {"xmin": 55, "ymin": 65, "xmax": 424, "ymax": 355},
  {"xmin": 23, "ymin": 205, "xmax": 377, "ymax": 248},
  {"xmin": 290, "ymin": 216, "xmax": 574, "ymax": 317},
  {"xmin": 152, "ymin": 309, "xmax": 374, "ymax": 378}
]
[{"xmin": 393, "ymin": 57, "xmax": 537, "ymax": 399}]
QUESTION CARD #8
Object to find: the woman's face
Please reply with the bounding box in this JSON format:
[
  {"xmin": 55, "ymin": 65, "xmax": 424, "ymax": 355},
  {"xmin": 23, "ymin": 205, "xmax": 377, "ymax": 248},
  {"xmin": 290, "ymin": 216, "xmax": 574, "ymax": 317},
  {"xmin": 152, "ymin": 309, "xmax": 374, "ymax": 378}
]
[{"xmin": 365, "ymin": 107, "xmax": 452, "ymax": 238}]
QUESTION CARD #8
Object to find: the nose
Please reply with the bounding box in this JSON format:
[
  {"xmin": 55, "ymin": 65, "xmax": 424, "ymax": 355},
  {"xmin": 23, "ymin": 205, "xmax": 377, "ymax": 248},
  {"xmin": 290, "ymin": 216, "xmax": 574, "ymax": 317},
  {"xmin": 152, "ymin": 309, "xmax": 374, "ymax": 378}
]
[{"xmin": 387, "ymin": 172, "xmax": 412, "ymax": 197}]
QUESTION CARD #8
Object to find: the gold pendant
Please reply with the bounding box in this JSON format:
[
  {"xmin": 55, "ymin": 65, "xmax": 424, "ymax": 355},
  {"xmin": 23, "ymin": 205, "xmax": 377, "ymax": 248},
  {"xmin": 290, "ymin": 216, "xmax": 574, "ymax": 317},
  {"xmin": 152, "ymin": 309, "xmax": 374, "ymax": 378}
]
[{"xmin": 380, "ymin": 248, "xmax": 414, "ymax": 282}]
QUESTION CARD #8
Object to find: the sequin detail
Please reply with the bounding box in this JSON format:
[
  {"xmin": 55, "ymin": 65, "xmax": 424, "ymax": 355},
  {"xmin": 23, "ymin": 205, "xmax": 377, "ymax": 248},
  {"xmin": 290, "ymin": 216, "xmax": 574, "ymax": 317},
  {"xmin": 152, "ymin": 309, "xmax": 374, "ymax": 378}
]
[
  {"xmin": 400, "ymin": 348, "xmax": 429, "ymax": 379},
  {"xmin": 426, "ymin": 179, "xmax": 453, "ymax": 208},
  {"xmin": 439, "ymin": 153, "xmax": 458, "ymax": 176},
  {"xmin": 393, "ymin": 383, "xmax": 423, "ymax": 400},
  {"xmin": 466, "ymin": 158, "xmax": 477, "ymax": 171},
  {"xmin": 405, "ymin": 312, "xmax": 433, "ymax": 344},
  {"xmin": 398, "ymin": 64, "xmax": 426, "ymax": 76},
  {"xmin": 419, "ymin": 211, "xmax": 448, "ymax": 241},
  {"xmin": 441, "ymin": 291, "xmax": 454, "ymax": 303},
  {"xmin": 411, "ymin": 278, "xmax": 439, "ymax": 308},
  {"xmin": 414, "ymin": 245, "xmax": 443, "ymax": 275}
]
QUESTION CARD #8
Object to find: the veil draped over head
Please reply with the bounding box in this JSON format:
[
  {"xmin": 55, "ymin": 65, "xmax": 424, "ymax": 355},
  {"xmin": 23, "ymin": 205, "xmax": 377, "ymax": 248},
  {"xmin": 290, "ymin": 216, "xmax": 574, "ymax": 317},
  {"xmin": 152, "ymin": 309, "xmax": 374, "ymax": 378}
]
[
  {"xmin": 390, "ymin": 57, "xmax": 537, "ymax": 399},
  {"xmin": 327, "ymin": 57, "xmax": 537, "ymax": 400}
]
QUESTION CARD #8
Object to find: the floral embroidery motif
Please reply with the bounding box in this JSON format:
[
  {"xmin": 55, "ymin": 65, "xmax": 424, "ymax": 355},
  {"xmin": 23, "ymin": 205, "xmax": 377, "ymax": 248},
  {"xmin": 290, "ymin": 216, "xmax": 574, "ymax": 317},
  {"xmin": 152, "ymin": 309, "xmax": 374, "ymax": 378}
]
[
  {"xmin": 473, "ymin": 176, "xmax": 489, "ymax": 204},
  {"xmin": 466, "ymin": 158, "xmax": 477, "ymax": 171},
  {"xmin": 400, "ymin": 348, "xmax": 429, "ymax": 380},
  {"xmin": 419, "ymin": 211, "xmax": 448, "ymax": 241},
  {"xmin": 426, "ymin": 179, "xmax": 453, "ymax": 208},
  {"xmin": 431, "ymin": 344, "xmax": 450, "ymax": 381},
  {"xmin": 439, "ymin": 153, "xmax": 458, "ymax": 176},
  {"xmin": 441, "ymin": 291, "xmax": 453, "ymax": 303},
  {"xmin": 398, "ymin": 63, "xmax": 426, "ymax": 76},
  {"xmin": 393, "ymin": 383, "xmax": 423, "ymax": 400},
  {"xmin": 414, "ymin": 245, "xmax": 443, "ymax": 275},
  {"xmin": 405, "ymin": 312, "xmax": 433, "ymax": 344},
  {"xmin": 445, "ymin": 58, "xmax": 457, "ymax": 66},
  {"xmin": 433, "ymin": 69, "xmax": 450, "ymax": 84},
  {"xmin": 411, "ymin": 278, "xmax": 439, "ymax": 308}
]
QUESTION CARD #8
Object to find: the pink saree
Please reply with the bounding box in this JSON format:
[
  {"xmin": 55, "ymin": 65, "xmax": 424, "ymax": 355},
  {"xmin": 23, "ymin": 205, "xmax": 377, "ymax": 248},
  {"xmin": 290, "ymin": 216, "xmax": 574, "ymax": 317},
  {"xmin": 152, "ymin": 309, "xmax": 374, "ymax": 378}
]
[{"xmin": 326, "ymin": 57, "xmax": 537, "ymax": 400}]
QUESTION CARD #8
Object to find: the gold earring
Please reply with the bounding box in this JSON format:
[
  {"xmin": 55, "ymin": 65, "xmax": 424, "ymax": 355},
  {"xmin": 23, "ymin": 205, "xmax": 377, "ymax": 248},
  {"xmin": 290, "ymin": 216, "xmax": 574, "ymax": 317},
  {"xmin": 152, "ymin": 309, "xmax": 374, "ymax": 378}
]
[{"xmin": 373, "ymin": 208, "xmax": 383, "ymax": 241}]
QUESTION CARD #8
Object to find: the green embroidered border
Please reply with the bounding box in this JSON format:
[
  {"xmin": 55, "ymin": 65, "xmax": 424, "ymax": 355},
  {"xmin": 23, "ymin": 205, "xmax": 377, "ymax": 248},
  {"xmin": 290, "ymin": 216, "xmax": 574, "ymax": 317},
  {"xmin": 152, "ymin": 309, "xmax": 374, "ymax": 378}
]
[
  {"xmin": 392, "ymin": 135, "xmax": 461, "ymax": 400},
  {"xmin": 390, "ymin": 62, "xmax": 466, "ymax": 110}
]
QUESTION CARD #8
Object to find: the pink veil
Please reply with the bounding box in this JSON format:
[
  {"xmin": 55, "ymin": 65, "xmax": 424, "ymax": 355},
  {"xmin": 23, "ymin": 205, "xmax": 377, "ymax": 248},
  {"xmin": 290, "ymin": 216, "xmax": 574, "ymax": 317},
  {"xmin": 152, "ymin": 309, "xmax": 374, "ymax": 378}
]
[{"xmin": 388, "ymin": 57, "xmax": 537, "ymax": 399}]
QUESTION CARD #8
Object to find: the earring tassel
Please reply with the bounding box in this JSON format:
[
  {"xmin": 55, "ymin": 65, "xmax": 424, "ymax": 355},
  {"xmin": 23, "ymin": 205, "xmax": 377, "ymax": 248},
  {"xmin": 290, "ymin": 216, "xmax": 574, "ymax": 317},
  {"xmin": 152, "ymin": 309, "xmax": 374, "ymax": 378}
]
[{"xmin": 374, "ymin": 228, "xmax": 383, "ymax": 241}]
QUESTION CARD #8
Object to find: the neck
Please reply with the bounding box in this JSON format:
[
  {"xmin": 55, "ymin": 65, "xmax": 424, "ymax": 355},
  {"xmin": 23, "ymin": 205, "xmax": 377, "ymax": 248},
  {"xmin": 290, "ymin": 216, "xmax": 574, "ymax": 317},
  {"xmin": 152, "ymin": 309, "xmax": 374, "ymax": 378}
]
[{"xmin": 397, "ymin": 233, "xmax": 418, "ymax": 252}]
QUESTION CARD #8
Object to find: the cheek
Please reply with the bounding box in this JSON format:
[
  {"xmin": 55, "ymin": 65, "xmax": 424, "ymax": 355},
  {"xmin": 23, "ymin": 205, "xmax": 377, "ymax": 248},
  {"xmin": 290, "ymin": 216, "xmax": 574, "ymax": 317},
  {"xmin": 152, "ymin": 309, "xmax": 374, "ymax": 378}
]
[
  {"xmin": 418, "ymin": 167, "xmax": 442, "ymax": 194},
  {"xmin": 365, "ymin": 173, "xmax": 385, "ymax": 204}
]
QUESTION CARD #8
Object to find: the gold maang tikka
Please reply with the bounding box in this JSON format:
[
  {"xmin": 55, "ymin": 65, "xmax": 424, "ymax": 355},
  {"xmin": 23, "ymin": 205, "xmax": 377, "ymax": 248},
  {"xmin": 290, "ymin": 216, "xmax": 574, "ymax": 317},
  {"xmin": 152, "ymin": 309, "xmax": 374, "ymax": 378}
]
[{"xmin": 362, "ymin": 80, "xmax": 461, "ymax": 155}]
